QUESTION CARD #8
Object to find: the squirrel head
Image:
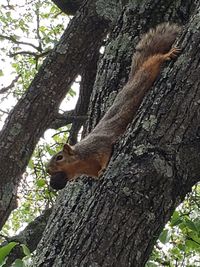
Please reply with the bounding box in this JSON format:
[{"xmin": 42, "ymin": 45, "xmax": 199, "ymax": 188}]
[
  {"xmin": 47, "ymin": 142, "xmax": 102, "ymax": 189},
  {"xmin": 47, "ymin": 144, "xmax": 78, "ymax": 186}
]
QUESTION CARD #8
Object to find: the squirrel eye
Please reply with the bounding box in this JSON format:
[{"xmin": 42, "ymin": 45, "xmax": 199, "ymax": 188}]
[{"xmin": 56, "ymin": 155, "xmax": 63, "ymax": 161}]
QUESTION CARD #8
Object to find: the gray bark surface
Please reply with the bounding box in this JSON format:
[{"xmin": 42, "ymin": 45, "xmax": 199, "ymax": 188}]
[{"xmin": 33, "ymin": 0, "xmax": 200, "ymax": 266}]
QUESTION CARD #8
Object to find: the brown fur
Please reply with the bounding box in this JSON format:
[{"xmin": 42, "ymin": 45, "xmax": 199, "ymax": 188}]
[{"xmin": 47, "ymin": 23, "xmax": 181, "ymax": 187}]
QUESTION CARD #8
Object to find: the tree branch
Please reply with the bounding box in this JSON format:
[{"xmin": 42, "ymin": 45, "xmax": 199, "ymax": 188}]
[
  {"xmin": 35, "ymin": 2, "xmax": 43, "ymax": 52},
  {"xmin": 9, "ymin": 51, "xmax": 50, "ymax": 58},
  {"xmin": 0, "ymin": 34, "xmax": 40, "ymax": 51},
  {"xmin": 0, "ymin": 75, "xmax": 20, "ymax": 94},
  {"xmin": 50, "ymin": 110, "xmax": 87, "ymax": 129},
  {"xmin": 68, "ymin": 45, "xmax": 100, "ymax": 145}
]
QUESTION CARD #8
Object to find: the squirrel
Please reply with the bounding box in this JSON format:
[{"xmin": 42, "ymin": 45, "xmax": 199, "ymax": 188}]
[{"xmin": 47, "ymin": 23, "xmax": 181, "ymax": 190}]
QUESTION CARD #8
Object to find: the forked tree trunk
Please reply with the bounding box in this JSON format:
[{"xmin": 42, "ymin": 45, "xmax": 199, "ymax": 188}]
[{"xmin": 33, "ymin": 1, "xmax": 200, "ymax": 266}]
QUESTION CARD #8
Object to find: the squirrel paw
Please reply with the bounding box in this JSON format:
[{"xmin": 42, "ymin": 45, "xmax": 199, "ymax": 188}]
[{"xmin": 164, "ymin": 47, "xmax": 181, "ymax": 61}]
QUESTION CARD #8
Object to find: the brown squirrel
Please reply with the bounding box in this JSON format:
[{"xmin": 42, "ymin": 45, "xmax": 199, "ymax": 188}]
[{"xmin": 47, "ymin": 23, "xmax": 181, "ymax": 190}]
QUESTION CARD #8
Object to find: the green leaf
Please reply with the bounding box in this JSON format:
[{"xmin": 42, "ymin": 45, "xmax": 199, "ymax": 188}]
[
  {"xmin": 69, "ymin": 88, "xmax": 76, "ymax": 97},
  {"xmin": 194, "ymin": 219, "xmax": 200, "ymax": 234},
  {"xmin": 0, "ymin": 70, "xmax": 3, "ymax": 77},
  {"xmin": 36, "ymin": 179, "xmax": 46, "ymax": 187},
  {"xmin": 170, "ymin": 211, "xmax": 182, "ymax": 226},
  {"xmin": 28, "ymin": 160, "xmax": 34, "ymax": 170},
  {"xmin": 20, "ymin": 244, "xmax": 31, "ymax": 257},
  {"xmin": 177, "ymin": 243, "xmax": 185, "ymax": 251},
  {"xmin": 187, "ymin": 231, "xmax": 200, "ymax": 245},
  {"xmin": 5, "ymin": 12, "xmax": 11, "ymax": 17},
  {"xmin": 159, "ymin": 229, "xmax": 171, "ymax": 244},
  {"xmin": 12, "ymin": 259, "xmax": 25, "ymax": 267},
  {"xmin": 185, "ymin": 219, "xmax": 198, "ymax": 232},
  {"xmin": 170, "ymin": 247, "xmax": 182, "ymax": 259},
  {"xmin": 0, "ymin": 242, "xmax": 18, "ymax": 265},
  {"xmin": 39, "ymin": 25, "xmax": 47, "ymax": 33},
  {"xmin": 146, "ymin": 261, "xmax": 158, "ymax": 267},
  {"xmin": 185, "ymin": 239, "xmax": 200, "ymax": 250}
]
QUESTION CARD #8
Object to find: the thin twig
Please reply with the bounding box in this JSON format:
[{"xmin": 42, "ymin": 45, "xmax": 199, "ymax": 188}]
[
  {"xmin": 9, "ymin": 50, "xmax": 50, "ymax": 58},
  {"xmin": 0, "ymin": 34, "xmax": 40, "ymax": 51},
  {"xmin": 36, "ymin": 0, "xmax": 43, "ymax": 52},
  {"xmin": 52, "ymin": 130, "xmax": 70, "ymax": 138},
  {"xmin": 0, "ymin": 75, "xmax": 20, "ymax": 94},
  {"xmin": 0, "ymin": 108, "xmax": 9, "ymax": 114}
]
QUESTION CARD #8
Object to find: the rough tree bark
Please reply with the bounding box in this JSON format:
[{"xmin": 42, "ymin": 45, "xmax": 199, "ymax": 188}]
[
  {"xmin": 0, "ymin": 0, "xmax": 110, "ymax": 230},
  {"xmin": 33, "ymin": 0, "xmax": 200, "ymax": 266}
]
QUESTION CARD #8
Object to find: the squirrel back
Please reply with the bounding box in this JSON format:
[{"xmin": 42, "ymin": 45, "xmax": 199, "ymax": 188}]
[
  {"xmin": 47, "ymin": 23, "xmax": 181, "ymax": 189},
  {"xmin": 88, "ymin": 23, "xmax": 181, "ymax": 142}
]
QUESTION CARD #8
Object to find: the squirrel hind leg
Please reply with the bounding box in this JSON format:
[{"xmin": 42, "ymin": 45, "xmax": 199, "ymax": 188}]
[{"xmin": 163, "ymin": 47, "xmax": 181, "ymax": 61}]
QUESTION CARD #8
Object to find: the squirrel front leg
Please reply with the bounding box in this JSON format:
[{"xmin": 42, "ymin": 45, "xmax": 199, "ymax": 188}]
[{"xmin": 97, "ymin": 149, "xmax": 112, "ymax": 177}]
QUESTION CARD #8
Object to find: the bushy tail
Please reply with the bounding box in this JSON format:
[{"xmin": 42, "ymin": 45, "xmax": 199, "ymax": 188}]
[{"xmin": 130, "ymin": 22, "xmax": 181, "ymax": 78}]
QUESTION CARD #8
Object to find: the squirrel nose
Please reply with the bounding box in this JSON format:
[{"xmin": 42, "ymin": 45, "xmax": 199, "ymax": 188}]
[{"xmin": 46, "ymin": 161, "xmax": 53, "ymax": 175}]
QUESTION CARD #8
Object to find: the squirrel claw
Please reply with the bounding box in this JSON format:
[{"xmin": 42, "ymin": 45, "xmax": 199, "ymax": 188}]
[
  {"xmin": 165, "ymin": 47, "xmax": 181, "ymax": 60},
  {"xmin": 98, "ymin": 168, "xmax": 106, "ymax": 177}
]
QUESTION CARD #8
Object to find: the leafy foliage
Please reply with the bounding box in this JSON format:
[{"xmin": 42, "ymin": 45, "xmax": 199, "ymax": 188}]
[
  {"xmin": 0, "ymin": 0, "xmax": 67, "ymax": 100},
  {"xmin": 0, "ymin": 242, "xmax": 18, "ymax": 266},
  {"xmin": 147, "ymin": 185, "xmax": 200, "ymax": 266}
]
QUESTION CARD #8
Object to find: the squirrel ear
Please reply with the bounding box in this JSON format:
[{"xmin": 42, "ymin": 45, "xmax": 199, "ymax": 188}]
[{"xmin": 63, "ymin": 144, "xmax": 74, "ymax": 155}]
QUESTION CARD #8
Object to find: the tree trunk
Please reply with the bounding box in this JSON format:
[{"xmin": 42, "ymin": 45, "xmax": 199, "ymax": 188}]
[
  {"xmin": 33, "ymin": 0, "xmax": 200, "ymax": 266},
  {"xmin": 0, "ymin": 0, "xmax": 109, "ymax": 230}
]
